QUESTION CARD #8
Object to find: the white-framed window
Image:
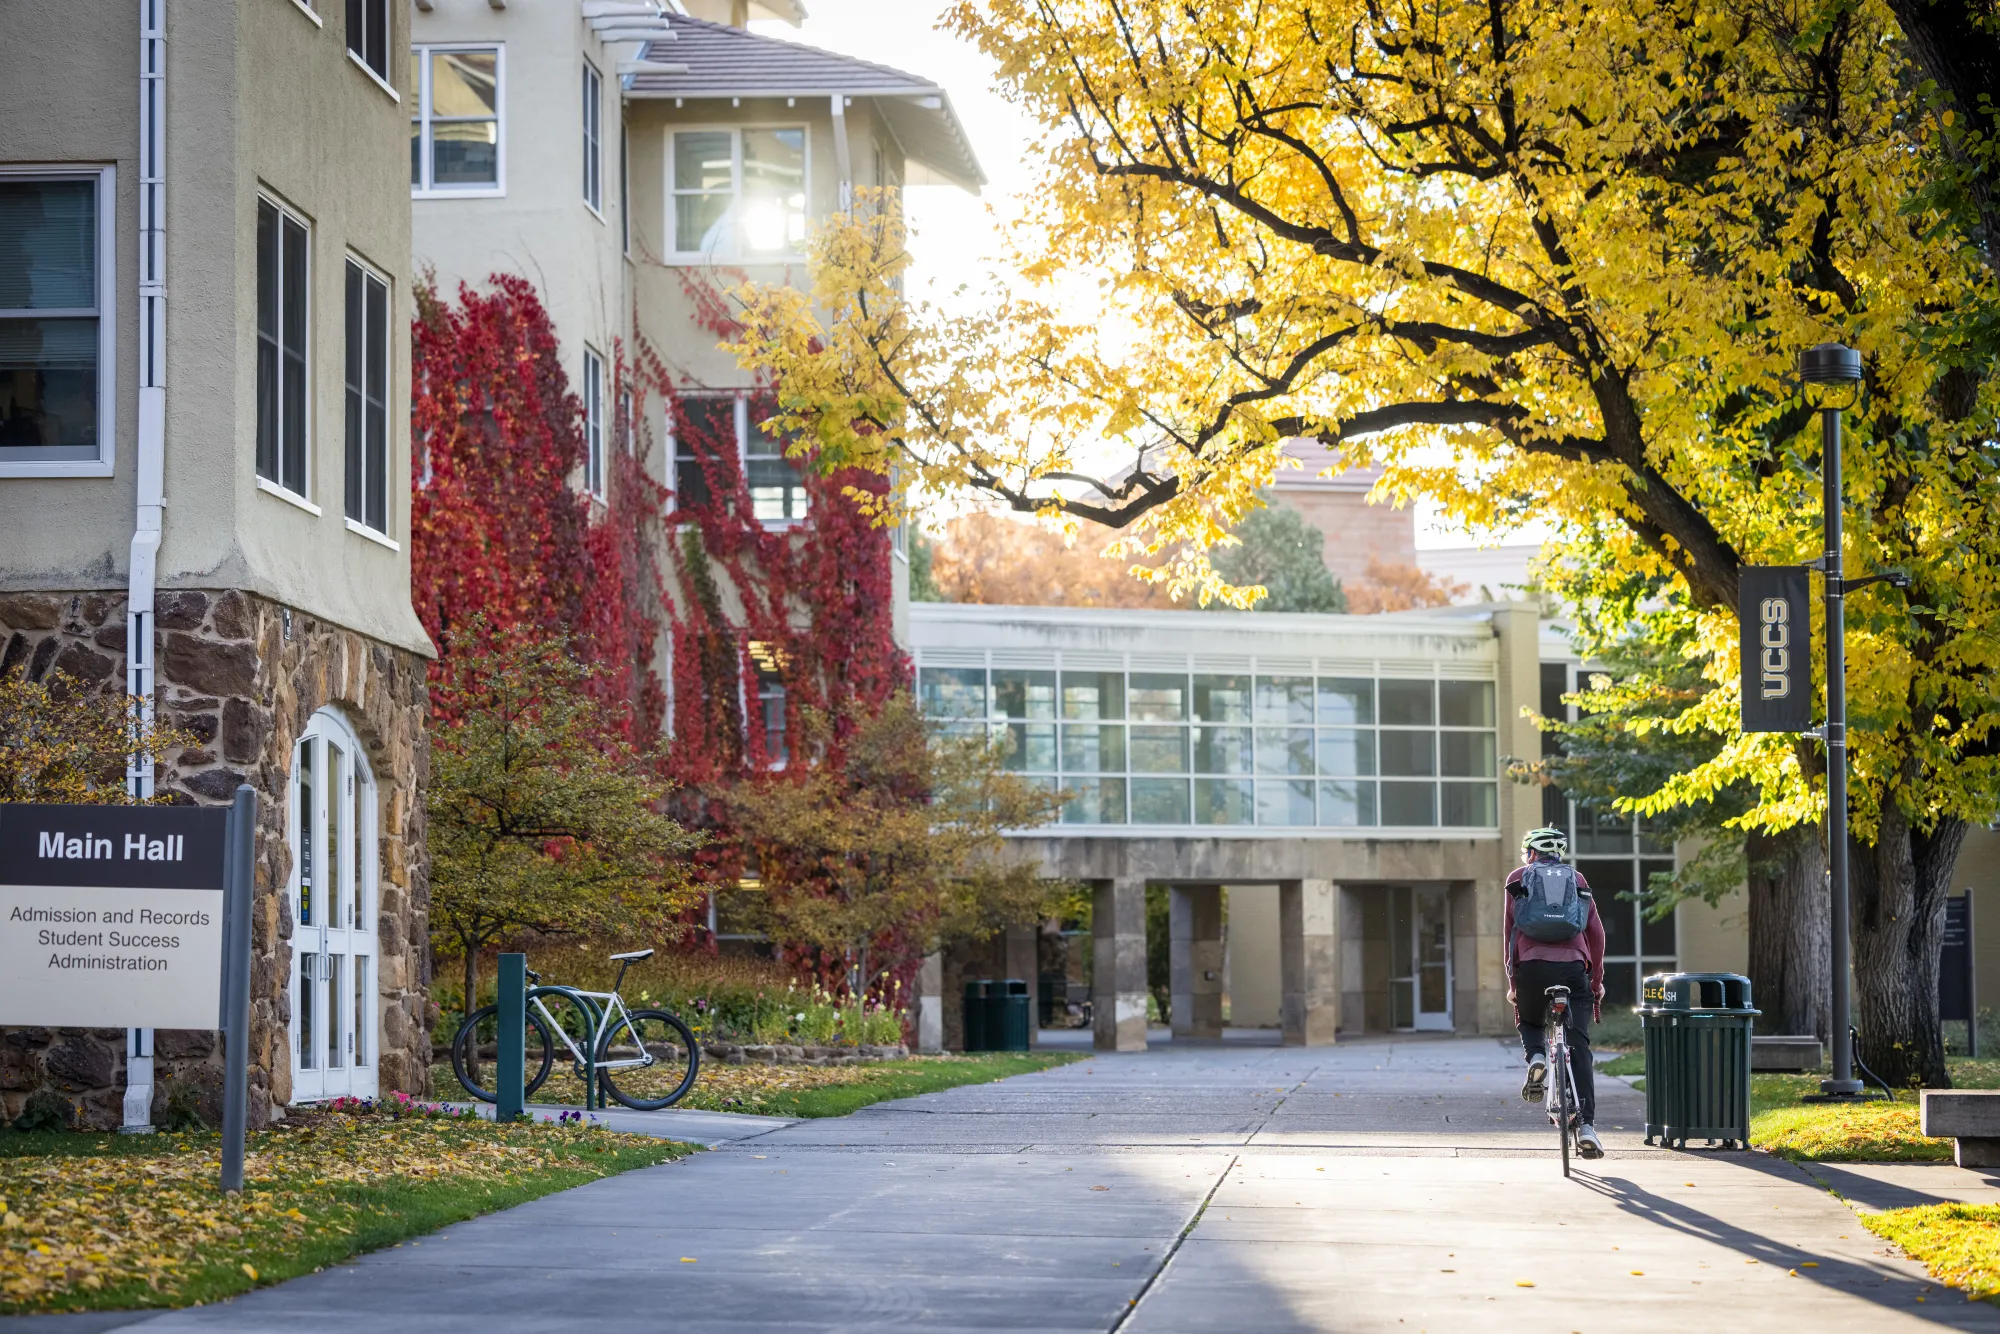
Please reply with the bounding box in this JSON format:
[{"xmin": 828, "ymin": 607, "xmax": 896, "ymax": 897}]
[
  {"xmin": 582, "ymin": 60, "xmax": 603, "ymax": 214},
  {"xmin": 410, "ymin": 46, "xmax": 503, "ymax": 196},
  {"xmin": 343, "ymin": 257, "xmax": 390, "ymax": 535},
  {"xmin": 582, "ymin": 346, "xmax": 604, "ymax": 498},
  {"xmin": 758, "ymin": 675, "xmax": 788, "ymax": 766},
  {"xmin": 346, "ymin": 0, "xmax": 391, "ymax": 87},
  {"xmin": 0, "ymin": 167, "xmax": 115, "ymax": 477},
  {"xmin": 256, "ymin": 196, "xmax": 311, "ymax": 499},
  {"xmin": 617, "ymin": 386, "xmax": 633, "ymax": 455},
  {"xmin": 668, "ymin": 126, "xmax": 807, "ymax": 260},
  {"xmin": 289, "ymin": 708, "xmax": 381, "ymax": 1103},
  {"xmin": 669, "ymin": 392, "xmax": 808, "ymax": 524}
]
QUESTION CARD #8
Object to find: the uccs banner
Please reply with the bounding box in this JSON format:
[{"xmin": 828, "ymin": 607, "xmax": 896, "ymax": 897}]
[{"xmin": 1740, "ymin": 566, "xmax": 1811, "ymax": 732}]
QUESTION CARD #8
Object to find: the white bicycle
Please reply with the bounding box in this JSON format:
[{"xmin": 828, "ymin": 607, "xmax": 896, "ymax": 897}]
[
  {"xmin": 450, "ymin": 948, "xmax": 700, "ymax": 1110},
  {"xmin": 1543, "ymin": 983, "xmax": 1583, "ymax": 1177}
]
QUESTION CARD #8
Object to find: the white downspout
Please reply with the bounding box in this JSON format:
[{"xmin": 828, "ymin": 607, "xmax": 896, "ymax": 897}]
[
  {"xmin": 123, "ymin": 0, "xmax": 168, "ymax": 1134},
  {"xmin": 829, "ymin": 94, "xmax": 852, "ymax": 212}
]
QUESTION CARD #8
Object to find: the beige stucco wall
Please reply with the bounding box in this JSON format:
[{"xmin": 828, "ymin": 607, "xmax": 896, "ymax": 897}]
[
  {"xmin": 0, "ymin": 0, "xmax": 428, "ymax": 657},
  {"xmin": 410, "ymin": 0, "xmax": 632, "ymax": 411}
]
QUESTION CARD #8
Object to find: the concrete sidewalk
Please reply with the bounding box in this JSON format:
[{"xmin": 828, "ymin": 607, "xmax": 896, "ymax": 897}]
[{"xmin": 10, "ymin": 1037, "xmax": 1996, "ymax": 1332}]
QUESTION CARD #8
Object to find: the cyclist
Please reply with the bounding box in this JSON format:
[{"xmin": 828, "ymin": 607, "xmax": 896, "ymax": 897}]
[{"xmin": 1505, "ymin": 827, "xmax": 1606, "ymax": 1159}]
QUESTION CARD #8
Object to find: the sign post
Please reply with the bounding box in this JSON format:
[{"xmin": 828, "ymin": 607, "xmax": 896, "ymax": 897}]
[
  {"xmin": 1941, "ymin": 893, "xmax": 1977, "ymax": 1059},
  {"xmin": 0, "ymin": 791, "xmax": 254, "ymax": 1190},
  {"xmin": 219, "ymin": 787, "xmax": 255, "ymax": 1193}
]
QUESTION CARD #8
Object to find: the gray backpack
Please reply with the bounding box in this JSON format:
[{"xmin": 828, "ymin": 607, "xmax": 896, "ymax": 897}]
[{"xmin": 1514, "ymin": 860, "xmax": 1589, "ymax": 942}]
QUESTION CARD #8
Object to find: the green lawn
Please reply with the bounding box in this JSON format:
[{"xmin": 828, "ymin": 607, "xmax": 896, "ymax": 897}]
[{"xmin": 0, "ymin": 1101, "xmax": 693, "ymax": 1315}]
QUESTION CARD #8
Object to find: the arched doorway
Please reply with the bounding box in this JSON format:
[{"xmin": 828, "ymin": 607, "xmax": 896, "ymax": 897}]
[{"xmin": 288, "ymin": 709, "xmax": 380, "ymax": 1102}]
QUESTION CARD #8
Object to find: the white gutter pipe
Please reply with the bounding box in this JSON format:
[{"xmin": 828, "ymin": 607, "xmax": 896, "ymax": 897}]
[{"xmin": 123, "ymin": 0, "xmax": 168, "ymax": 1134}]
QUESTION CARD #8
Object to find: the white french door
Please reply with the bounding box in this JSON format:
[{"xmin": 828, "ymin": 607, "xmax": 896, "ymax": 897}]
[
  {"xmin": 1389, "ymin": 885, "xmax": 1454, "ymax": 1031},
  {"xmin": 289, "ymin": 710, "xmax": 380, "ymax": 1102}
]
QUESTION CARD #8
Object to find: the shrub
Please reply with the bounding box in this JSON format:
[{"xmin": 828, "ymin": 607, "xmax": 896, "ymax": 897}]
[
  {"xmin": 12, "ymin": 1087, "xmax": 76, "ymax": 1134},
  {"xmin": 158, "ymin": 1078, "xmax": 208, "ymax": 1132}
]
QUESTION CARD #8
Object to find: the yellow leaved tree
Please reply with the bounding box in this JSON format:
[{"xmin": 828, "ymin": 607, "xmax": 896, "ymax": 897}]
[{"xmin": 731, "ymin": 0, "xmax": 2000, "ymax": 1083}]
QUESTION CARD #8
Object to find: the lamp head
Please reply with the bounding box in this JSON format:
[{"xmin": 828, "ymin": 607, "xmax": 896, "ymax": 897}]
[{"xmin": 1799, "ymin": 342, "xmax": 1863, "ymax": 385}]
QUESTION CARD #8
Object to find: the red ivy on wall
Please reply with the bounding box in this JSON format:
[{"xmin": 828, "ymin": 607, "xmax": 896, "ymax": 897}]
[{"xmin": 409, "ymin": 275, "xmax": 662, "ymax": 738}]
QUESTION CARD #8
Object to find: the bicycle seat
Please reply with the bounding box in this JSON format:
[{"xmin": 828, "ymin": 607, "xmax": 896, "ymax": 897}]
[
  {"xmin": 609, "ymin": 948, "xmax": 655, "ymax": 962},
  {"xmin": 1543, "ymin": 984, "xmax": 1572, "ymax": 999}
]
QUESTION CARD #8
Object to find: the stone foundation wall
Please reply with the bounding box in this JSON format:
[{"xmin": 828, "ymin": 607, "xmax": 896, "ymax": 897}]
[
  {"xmin": 700, "ymin": 1043, "xmax": 908, "ymax": 1067},
  {"xmin": 0, "ymin": 589, "xmax": 431, "ymax": 1130}
]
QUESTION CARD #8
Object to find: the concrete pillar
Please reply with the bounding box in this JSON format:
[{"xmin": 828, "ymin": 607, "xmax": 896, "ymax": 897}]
[
  {"xmin": 916, "ymin": 952, "xmax": 944, "ymax": 1054},
  {"xmin": 1093, "ymin": 879, "xmax": 1149, "ymax": 1051},
  {"xmin": 1170, "ymin": 885, "xmax": 1224, "ymax": 1039},
  {"xmin": 1280, "ymin": 879, "xmax": 1340, "ymax": 1046}
]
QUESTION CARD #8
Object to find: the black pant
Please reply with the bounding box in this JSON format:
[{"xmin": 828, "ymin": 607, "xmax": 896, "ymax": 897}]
[{"xmin": 1514, "ymin": 959, "xmax": 1595, "ymax": 1125}]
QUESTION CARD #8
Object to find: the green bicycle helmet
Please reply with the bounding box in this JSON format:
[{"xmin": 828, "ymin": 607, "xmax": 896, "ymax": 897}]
[{"xmin": 1522, "ymin": 826, "xmax": 1570, "ymax": 859}]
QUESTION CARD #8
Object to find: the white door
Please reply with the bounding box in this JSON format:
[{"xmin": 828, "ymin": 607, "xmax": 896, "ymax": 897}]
[
  {"xmin": 1389, "ymin": 885, "xmax": 1454, "ymax": 1031},
  {"xmin": 289, "ymin": 711, "xmax": 380, "ymax": 1103}
]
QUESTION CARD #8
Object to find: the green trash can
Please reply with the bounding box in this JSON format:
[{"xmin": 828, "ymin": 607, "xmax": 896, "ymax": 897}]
[
  {"xmin": 962, "ymin": 979, "xmax": 992, "ymax": 1052},
  {"xmin": 1639, "ymin": 972, "xmax": 1759, "ymax": 1149},
  {"xmin": 990, "ymin": 978, "xmax": 1032, "ymax": 1052}
]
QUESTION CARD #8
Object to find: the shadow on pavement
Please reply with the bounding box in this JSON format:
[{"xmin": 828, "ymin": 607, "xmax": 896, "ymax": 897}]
[{"xmin": 1571, "ymin": 1157, "xmax": 1975, "ymax": 1326}]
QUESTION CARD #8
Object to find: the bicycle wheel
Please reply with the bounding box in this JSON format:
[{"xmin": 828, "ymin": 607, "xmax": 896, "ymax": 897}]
[
  {"xmin": 1552, "ymin": 1043, "xmax": 1573, "ymax": 1178},
  {"xmin": 595, "ymin": 1009, "xmax": 701, "ymax": 1110},
  {"xmin": 450, "ymin": 1004, "xmax": 557, "ymax": 1103}
]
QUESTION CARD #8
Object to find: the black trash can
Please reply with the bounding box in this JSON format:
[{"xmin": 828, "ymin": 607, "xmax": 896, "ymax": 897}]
[
  {"xmin": 1639, "ymin": 972, "xmax": 1759, "ymax": 1149},
  {"xmin": 991, "ymin": 978, "xmax": 1032, "ymax": 1052},
  {"xmin": 962, "ymin": 979, "xmax": 993, "ymax": 1052}
]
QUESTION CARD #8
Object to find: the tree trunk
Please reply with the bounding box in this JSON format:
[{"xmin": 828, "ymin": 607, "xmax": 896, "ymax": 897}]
[
  {"xmin": 1746, "ymin": 826, "xmax": 1830, "ymax": 1042},
  {"xmin": 462, "ymin": 944, "xmax": 480, "ymax": 1084},
  {"xmin": 1851, "ymin": 799, "xmax": 1965, "ymax": 1089}
]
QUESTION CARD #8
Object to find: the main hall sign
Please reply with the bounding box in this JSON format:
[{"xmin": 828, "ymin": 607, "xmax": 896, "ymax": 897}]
[{"xmin": 0, "ymin": 803, "xmax": 230, "ymax": 1029}]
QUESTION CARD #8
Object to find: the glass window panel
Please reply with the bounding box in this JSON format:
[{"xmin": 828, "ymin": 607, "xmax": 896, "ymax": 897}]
[
  {"xmin": 298, "ymin": 954, "xmax": 318, "ymax": 1070},
  {"xmin": 1378, "ymin": 679, "xmax": 1435, "ymax": 726},
  {"xmin": 1316, "ymin": 677, "xmax": 1374, "ymax": 725},
  {"xmin": 431, "ymin": 121, "xmax": 499, "ymax": 186},
  {"xmin": 1575, "ymin": 807, "xmax": 1633, "ymax": 855},
  {"xmin": 1130, "ymin": 725, "xmax": 1187, "ymax": 773},
  {"xmin": 327, "ymin": 954, "xmax": 344, "ymax": 1067},
  {"xmin": 1378, "ymin": 730, "xmax": 1435, "ymax": 777},
  {"xmin": 353, "ymin": 956, "xmax": 369, "ymax": 1066},
  {"xmin": 0, "ymin": 180, "xmax": 95, "ymax": 311},
  {"xmin": 919, "ymin": 666, "xmax": 987, "ymax": 719},
  {"xmin": 297, "ymin": 739, "xmax": 316, "ymax": 927},
  {"xmin": 1641, "ymin": 861, "xmax": 1677, "ymax": 952},
  {"xmin": 1439, "ymin": 731, "xmax": 1496, "ymax": 777},
  {"xmin": 994, "ymin": 669, "xmax": 1057, "ymax": 720},
  {"xmin": 1440, "ymin": 781, "xmax": 1497, "ymax": 826},
  {"xmin": 1131, "ymin": 777, "xmax": 1190, "ymax": 824},
  {"xmin": 1062, "ymin": 777, "xmax": 1126, "ymax": 824},
  {"xmin": 1317, "ymin": 728, "xmax": 1375, "ymax": 776},
  {"xmin": 1254, "ymin": 675, "xmax": 1314, "ymax": 724},
  {"xmin": 1061, "ymin": 724, "xmax": 1124, "ymax": 773},
  {"xmin": 1128, "ymin": 673, "xmax": 1188, "ymax": 722},
  {"xmin": 741, "ymin": 128, "xmax": 806, "ymax": 253},
  {"xmin": 1601, "ymin": 960, "xmax": 1638, "ymax": 1009},
  {"xmin": 1000, "ymin": 722, "xmax": 1056, "ymax": 773},
  {"xmin": 1380, "ymin": 781, "xmax": 1436, "ymax": 826},
  {"xmin": 675, "ymin": 192, "xmax": 732, "ymax": 254},
  {"xmin": 1255, "ymin": 727, "xmax": 1314, "ymax": 775},
  {"xmin": 410, "ymin": 119, "xmax": 422, "ymax": 186},
  {"xmin": 1061, "ymin": 671, "xmax": 1123, "ymax": 720},
  {"xmin": 1193, "ymin": 673, "xmax": 1250, "ymax": 723},
  {"xmin": 326, "ymin": 744, "xmax": 344, "ymax": 931},
  {"xmin": 0, "ymin": 318, "xmax": 97, "ymax": 453},
  {"xmin": 1193, "ymin": 777, "xmax": 1253, "ymax": 825},
  {"xmin": 1438, "ymin": 679, "xmax": 1495, "ymax": 727},
  {"xmin": 1192, "ymin": 725, "xmax": 1252, "ymax": 774},
  {"xmin": 1577, "ymin": 859, "xmax": 1636, "ymax": 956},
  {"xmin": 1319, "ymin": 780, "xmax": 1377, "ymax": 826},
  {"xmin": 675, "ymin": 131, "xmax": 733, "ymax": 191},
  {"xmin": 429, "ymin": 50, "xmax": 497, "ymax": 116},
  {"xmin": 1639, "ymin": 822, "xmax": 1675, "ymax": 856},
  {"xmin": 1256, "ymin": 779, "xmax": 1316, "ymax": 826}
]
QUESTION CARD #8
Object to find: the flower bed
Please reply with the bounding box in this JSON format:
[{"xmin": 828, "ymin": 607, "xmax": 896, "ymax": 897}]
[{"xmin": 0, "ymin": 1092, "xmax": 692, "ymax": 1315}]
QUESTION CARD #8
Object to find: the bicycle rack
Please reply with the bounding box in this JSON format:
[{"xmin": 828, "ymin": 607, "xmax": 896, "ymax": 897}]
[{"xmin": 530, "ymin": 986, "xmax": 606, "ymax": 1113}]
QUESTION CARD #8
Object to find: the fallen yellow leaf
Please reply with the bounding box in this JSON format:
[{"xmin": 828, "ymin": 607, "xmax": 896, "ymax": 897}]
[
  {"xmin": 1516, "ymin": 1280, "xmax": 1535, "ymax": 1288},
  {"xmin": 241, "ymin": 1264, "xmax": 258, "ymax": 1281}
]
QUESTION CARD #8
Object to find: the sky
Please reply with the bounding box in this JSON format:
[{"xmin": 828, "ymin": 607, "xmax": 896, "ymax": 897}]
[{"xmin": 749, "ymin": 3, "xmax": 1545, "ymax": 553}]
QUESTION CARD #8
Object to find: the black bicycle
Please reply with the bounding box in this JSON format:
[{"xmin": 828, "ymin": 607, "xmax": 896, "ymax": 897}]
[
  {"xmin": 1543, "ymin": 984, "xmax": 1583, "ymax": 1177},
  {"xmin": 450, "ymin": 948, "xmax": 700, "ymax": 1111}
]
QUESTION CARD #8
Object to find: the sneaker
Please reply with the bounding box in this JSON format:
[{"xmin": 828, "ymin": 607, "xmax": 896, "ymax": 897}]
[
  {"xmin": 1521, "ymin": 1054, "xmax": 1547, "ymax": 1102},
  {"xmin": 1577, "ymin": 1124, "xmax": 1604, "ymax": 1159}
]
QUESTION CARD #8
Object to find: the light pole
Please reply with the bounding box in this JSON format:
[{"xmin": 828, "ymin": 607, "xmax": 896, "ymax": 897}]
[{"xmin": 1800, "ymin": 341, "xmax": 1865, "ymax": 1098}]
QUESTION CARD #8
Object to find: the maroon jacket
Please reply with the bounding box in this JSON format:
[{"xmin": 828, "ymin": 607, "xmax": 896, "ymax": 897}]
[{"xmin": 1504, "ymin": 857, "xmax": 1606, "ymax": 998}]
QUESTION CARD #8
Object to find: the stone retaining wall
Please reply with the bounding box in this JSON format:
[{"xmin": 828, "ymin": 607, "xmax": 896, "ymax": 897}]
[
  {"xmin": 0, "ymin": 589, "xmax": 431, "ymax": 1130},
  {"xmin": 700, "ymin": 1043, "xmax": 909, "ymax": 1067}
]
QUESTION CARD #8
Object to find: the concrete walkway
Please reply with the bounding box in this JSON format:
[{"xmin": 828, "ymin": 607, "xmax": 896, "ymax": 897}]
[{"xmin": 12, "ymin": 1037, "xmax": 1999, "ymax": 1332}]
